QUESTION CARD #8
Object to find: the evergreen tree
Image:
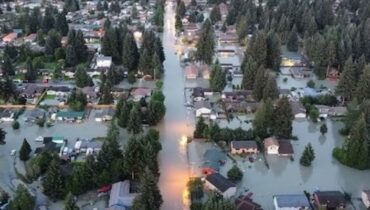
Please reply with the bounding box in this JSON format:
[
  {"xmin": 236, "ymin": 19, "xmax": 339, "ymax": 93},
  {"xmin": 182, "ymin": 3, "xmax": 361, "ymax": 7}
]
[
  {"xmin": 0, "ymin": 128, "xmax": 5, "ymax": 144},
  {"xmin": 176, "ymin": 1, "xmax": 186, "ymax": 17},
  {"xmin": 344, "ymin": 115, "xmax": 369, "ymax": 169},
  {"xmin": 263, "ymin": 75, "xmax": 279, "ymax": 100},
  {"xmin": 1, "ymin": 55, "xmax": 15, "ymax": 76},
  {"xmin": 203, "ymin": 193, "xmax": 237, "ymax": 210},
  {"xmin": 25, "ymin": 57, "xmax": 38, "ymax": 82},
  {"xmin": 210, "ymin": 5, "xmax": 221, "ymax": 24},
  {"xmin": 43, "ymin": 159, "xmax": 66, "ymax": 200},
  {"xmin": 127, "ymin": 105, "xmax": 143, "ymax": 134},
  {"xmin": 356, "ymin": 65, "xmax": 370, "ymax": 103},
  {"xmin": 209, "ymin": 61, "xmax": 226, "ymax": 92},
  {"xmin": 300, "ymin": 143, "xmax": 315, "ymax": 167},
  {"xmin": 175, "ymin": 15, "xmax": 183, "ymax": 31},
  {"xmin": 227, "ymin": 165, "xmax": 243, "ymax": 182},
  {"xmin": 194, "ymin": 117, "xmax": 208, "ymax": 138},
  {"xmin": 7, "ymin": 185, "xmax": 35, "ymax": 210},
  {"xmin": 64, "ymin": 0, "xmax": 80, "ymax": 12},
  {"xmin": 309, "ymin": 106, "xmax": 319, "ymax": 122},
  {"xmin": 75, "ymin": 65, "xmax": 93, "ymax": 88},
  {"xmin": 320, "ymin": 123, "xmax": 328, "ymax": 135},
  {"xmin": 148, "ymin": 99, "xmax": 166, "ymax": 125},
  {"xmin": 152, "ymin": 53, "xmax": 164, "ymax": 79},
  {"xmin": 132, "ymin": 168, "xmax": 163, "ymax": 210},
  {"xmin": 241, "ymin": 58, "xmax": 257, "ymax": 90},
  {"xmin": 65, "ymin": 45, "xmax": 78, "ymax": 67},
  {"xmin": 36, "ymin": 29, "xmax": 45, "ymax": 46},
  {"xmin": 253, "ymin": 100, "xmax": 273, "ymax": 138},
  {"xmin": 19, "ymin": 138, "xmax": 32, "ymax": 161},
  {"xmin": 247, "ymin": 30, "xmax": 267, "ymax": 67},
  {"xmin": 64, "ymin": 192, "xmax": 79, "ymax": 210},
  {"xmin": 195, "ymin": 19, "xmax": 215, "ymax": 64},
  {"xmin": 272, "ymin": 97, "xmax": 294, "ymax": 138},
  {"xmin": 287, "ymin": 25, "xmax": 299, "ymax": 52},
  {"xmin": 45, "ymin": 30, "xmax": 61, "ymax": 56},
  {"xmin": 266, "ymin": 31, "xmax": 281, "ymax": 71},
  {"xmin": 56, "ymin": 12, "xmax": 69, "ymax": 36},
  {"xmin": 252, "ymin": 67, "xmax": 267, "ymax": 101},
  {"xmin": 118, "ymin": 101, "xmax": 131, "ymax": 128},
  {"xmin": 122, "ymin": 32, "xmax": 139, "ymax": 72}
]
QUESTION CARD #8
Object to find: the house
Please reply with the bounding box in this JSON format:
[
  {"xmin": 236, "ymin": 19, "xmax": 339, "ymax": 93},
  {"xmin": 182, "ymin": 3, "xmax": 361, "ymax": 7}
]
[
  {"xmin": 361, "ymin": 190, "xmax": 370, "ymax": 208},
  {"xmin": 0, "ymin": 109, "xmax": 14, "ymax": 122},
  {"xmin": 279, "ymin": 89, "xmax": 291, "ymax": 98},
  {"xmin": 24, "ymin": 33, "xmax": 37, "ymax": 43},
  {"xmin": 264, "ymin": 137, "xmax": 279, "ymax": 155},
  {"xmin": 278, "ymin": 140, "xmax": 294, "ymax": 157},
  {"xmin": 24, "ymin": 109, "xmax": 46, "ymax": 122},
  {"xmin": 315, "ymin": 105, "xmax": 331, "ymax": 118},
  {"xmin": 290, "ymin": 68, "xmax": 311, "ymax": 79},
  {"xmin": 192, "ymin": 87, "xmax": 205, "ymax": 101},
  {"xmin": 222, "ymin": 91, "xmax": 252, "ymax": 102},
  {"xmin": 19, "ymin": 84, "xmax": 46, "ymax": 100},
  {"xmin": 81, "ymin": 86, "xmax": 98, "ymax": 101},
  {"xmin": 185, "ymin": 64, "xmax": 198, "ymax": 79},
  {"xmin": 96, "ymin": 55, "xmax": 112, "ymax": 69},
  {"xmin": 108, "ymin": 180, "xmax": 138, "ymax": 210},
  {"xmin": 230, "ymin": 141, "xmax": 258, "ymax": 155},
  {"xmin": 47, "ymin": 86, "xmax": 71, "ymax": 97},
  {"xmin": 218, "ymin": 33, "xmax": 239, "ymax": 44},
  {"xmin": 56, "ymin": 111, "xmax": 85, "ymax": 122},
  {"xmin": 290, "ymin": 101, "xmax": 306, "ymax": 119},
  {"xmin": 273, "ymin": 194, "xmax": 311, "ymax": 210},
  {"xmin": 2, "ymin": 32, "xmax": 17, "ymax": 43},
  {"xmin": 328, "ymin": 106, "xmax": 347, "ymax": 117},
  {"xmin": 130, "ymin": 88, "xmax": 151, "ymax": 101},
  {"xmin": 204, "ymin": 173, "xmax": 236, "ymax": 198},
  {"xmin": 74, "ymin": 139, "xmax": 102, "ymax": 154},
  {"xmin": 194, "ymin": 101, "xmax": 212, "ymax": 117},
  {"xmin": 95, "ymin": 109, "xmax": 115, "ymax": 122},
  {"xmin": 225, "ymin": 101, "xmax": 258, "ymax": 113},
  {"xmin": 202, "ymin": 149, "xmax": 226, "ymax": 175},
  {"xmin": 313, "ymin": 191, "xmax": 346, "ymax": 210},
  {"xmin": 235, "ymin": 194, "xmax": 262, "ymax": 210}
]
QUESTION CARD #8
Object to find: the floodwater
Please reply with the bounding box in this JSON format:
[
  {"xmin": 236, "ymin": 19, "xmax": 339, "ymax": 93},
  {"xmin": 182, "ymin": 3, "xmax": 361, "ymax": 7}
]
[
  {"xmin": 219, "ymin": 120, "xmax": 370, "ymax": 209},
  {"xmin": 157, "ymin": 2, "xmax": 193, "ymax": 210}
]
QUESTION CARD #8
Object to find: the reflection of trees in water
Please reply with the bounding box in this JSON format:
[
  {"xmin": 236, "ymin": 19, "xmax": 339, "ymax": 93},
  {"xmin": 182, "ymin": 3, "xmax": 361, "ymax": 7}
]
[{"xmin": 299, "ymin": 164, "xmax": 313, "ymax": 183}]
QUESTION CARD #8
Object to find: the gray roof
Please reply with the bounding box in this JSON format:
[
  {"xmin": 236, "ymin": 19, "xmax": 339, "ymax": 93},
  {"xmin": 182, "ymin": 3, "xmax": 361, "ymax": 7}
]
[
  {"xmin": 205, "ymin": 173, "xmax": 235, "ymax": 193},
  {"xmin": 194, "ymin": 101, "xmax": 211, "ymax": 110},
  {"xmin": 274, "ymin": 194, "xmax": 310, "ymax": 208},
  {"xmin": 231, "ymin": 141, "xmax": 258, "ymax": 150}
]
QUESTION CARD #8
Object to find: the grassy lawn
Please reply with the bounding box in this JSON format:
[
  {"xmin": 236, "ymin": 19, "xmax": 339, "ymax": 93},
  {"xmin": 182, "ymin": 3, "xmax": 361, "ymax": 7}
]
[
  {"xmin": 43, "ymin": 62, "xmax": 58, "ymax": 69},
  {"xmin": 45, "ymin": 94, "xmax": 56, "ymax": 100}
]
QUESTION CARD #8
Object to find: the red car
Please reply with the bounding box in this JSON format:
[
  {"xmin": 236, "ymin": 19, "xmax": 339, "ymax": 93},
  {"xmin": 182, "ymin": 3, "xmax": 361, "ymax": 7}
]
[{"xmin": 97, "ymin": 185, "xmax": 112, "ymax": 193}]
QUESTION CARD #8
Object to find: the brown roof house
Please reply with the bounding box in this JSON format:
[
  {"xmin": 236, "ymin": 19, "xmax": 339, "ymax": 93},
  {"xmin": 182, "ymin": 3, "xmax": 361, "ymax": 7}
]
[
  {"xmin": 264, "ymin": 137, "xmax": 294, "ymax": 157},
  {"xmin": 313, "ymin": 191, "xmax": 346, "ymax": 210},
  {"xmin": 185, "ymin": 64, "xmax": 198, "ymax": 79},
  {"xmin": 235, "ymin": 194, "xmax": 262, "ymax": 210},
  {"xmin": 230, "ymin": 141, "xmax": 258, "ymax": 155}
]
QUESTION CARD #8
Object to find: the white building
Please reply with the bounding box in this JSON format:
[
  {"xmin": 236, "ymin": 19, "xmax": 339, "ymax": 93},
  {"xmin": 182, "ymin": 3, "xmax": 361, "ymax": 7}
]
[
  {"xmin": 194, "ymin": 101, "xmax": 212, "ymax": 117},
  {"xmin": 362, "ymin": 190, "xmax": 370, "ymax": 209},
  {"xmin": 96, "ymin": 56, "xmax": 112, "ymax": 69},
  {"xmin": 264, "ymin": 137, "xmax": 279, "ymax": 155},
  {"xmin": 204, "ymin": 173, "xmax": 236, "ymax": 198},
  {"xmin": 273, "ymin": 194, "xmax": 311, "ymax": 210}
]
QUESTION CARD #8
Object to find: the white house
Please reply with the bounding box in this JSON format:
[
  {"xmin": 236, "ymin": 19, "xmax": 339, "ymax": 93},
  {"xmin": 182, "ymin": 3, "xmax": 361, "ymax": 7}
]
[
  {"xmin": 362, "ymin": 190, "xmax": 370, "ymax": 209},
  {"xmin": 273, "ymin": 194, "xmax": 311, "ymax": 210},
  {"xmin": 204, "ymin": 173, "xmax": 236, "ymax": 198},
  {"xmin": 230, "ymin": 141, "xmax": 258, "ymax": 155},
  {"xmin": 194, "ymin": 101, "xmax": 212, "ymax": 117},
  {"xmin": 0, "ymin": 110, "xmax": 15, "ymax": 122},
  {"xmin": 96, "ymin": 56, "xmax": 112, "ymax": 69},
  {"xmin": 264, "ymin": 137, "xmax": 279, "ymax": 155}
]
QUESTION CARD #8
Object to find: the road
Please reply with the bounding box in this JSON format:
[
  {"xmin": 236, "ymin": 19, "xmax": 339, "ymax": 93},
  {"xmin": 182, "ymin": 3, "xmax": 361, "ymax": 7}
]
[{"xmin": 157, "ymin": 1, "xmax": 192, "ymax": 210}]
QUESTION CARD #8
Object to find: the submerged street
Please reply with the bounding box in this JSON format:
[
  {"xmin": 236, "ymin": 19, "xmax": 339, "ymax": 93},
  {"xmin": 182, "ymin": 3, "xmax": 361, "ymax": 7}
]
[{"xmin": 157, "ymin": 2, "xmax": 192, "ymax": 210}]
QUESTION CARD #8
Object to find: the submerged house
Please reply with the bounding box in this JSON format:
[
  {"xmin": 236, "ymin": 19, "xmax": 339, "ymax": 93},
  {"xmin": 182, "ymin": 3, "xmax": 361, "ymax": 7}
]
[
  {"xmin": 230, "ymin": 141, "xmax": 259, "ymax": 155},
  {"xmin": 107, "ymin": 180, "xmax": 138, "ymax": 210},
  {"xmin": 56, "ymin": 111, "xmax": 85, "ymax": 122},
  {"xmin": 273, "ymin": 194, "xmax": 311, "ymax": 210},
  {"xmin": 313, "ymin": 191, "xmax": 346, "ymax": 210},
  {"xmin": 204, "ymin": 173, "xmax": 236, "ymax": 198}
]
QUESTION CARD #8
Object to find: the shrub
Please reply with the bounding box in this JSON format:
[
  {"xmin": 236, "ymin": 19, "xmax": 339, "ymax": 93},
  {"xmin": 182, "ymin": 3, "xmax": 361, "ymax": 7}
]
[
  {"xmin": 12, "ymin": 121, "xmax": 20, "ymax": 130},
  {"xmin": 227, "ymin": 165, "xmax": 243, "ymax": 182}
]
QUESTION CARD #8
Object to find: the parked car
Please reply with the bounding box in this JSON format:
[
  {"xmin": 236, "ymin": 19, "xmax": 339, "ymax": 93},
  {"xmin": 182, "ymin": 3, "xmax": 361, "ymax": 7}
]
[{"xmin": 10, "ymin": 150, "xmax": 16, "ymax": 156}]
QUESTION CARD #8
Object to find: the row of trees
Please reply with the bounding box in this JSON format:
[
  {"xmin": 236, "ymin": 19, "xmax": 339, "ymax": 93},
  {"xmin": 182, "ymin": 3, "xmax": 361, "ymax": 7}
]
[
  {"xmin": 116, "ymin": 90, "xmax": 166, "ymax": 133},
  {"xmin": 194, "ymin": 117, "xmax": 254, "ymax": 143},
  {"xmin": 252, "ymin": 97, "xmax": 294, "ymax": 139}
]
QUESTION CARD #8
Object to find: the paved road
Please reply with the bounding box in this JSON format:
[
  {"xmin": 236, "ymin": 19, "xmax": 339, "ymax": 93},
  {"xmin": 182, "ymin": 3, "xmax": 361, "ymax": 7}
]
[{"xmin": 157, "ymin": 2, "xmax": 192, "ymax": 210}]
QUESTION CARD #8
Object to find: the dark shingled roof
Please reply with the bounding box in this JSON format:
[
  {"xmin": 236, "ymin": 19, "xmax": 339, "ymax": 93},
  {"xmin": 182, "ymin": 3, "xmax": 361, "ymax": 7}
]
[
  {"xmin": 315, "ymin": 191, "xmax": 345, "ymax": 208},
  {"xmin": 278, "ymin": 140, "xmax": 294, "ymax": 155},
  {"xmin": 274, "ymin": 194, "xmax": 310, "ymax": 208},
  {"xmin": 205, "ymin": 173, "xmax": 235, "ymax": 193},
  {"xmin": 231, "ymin": 141, "xmax": 258, "ymax": 150}
]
